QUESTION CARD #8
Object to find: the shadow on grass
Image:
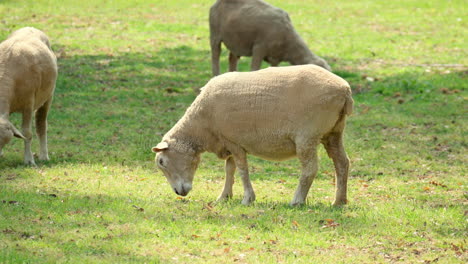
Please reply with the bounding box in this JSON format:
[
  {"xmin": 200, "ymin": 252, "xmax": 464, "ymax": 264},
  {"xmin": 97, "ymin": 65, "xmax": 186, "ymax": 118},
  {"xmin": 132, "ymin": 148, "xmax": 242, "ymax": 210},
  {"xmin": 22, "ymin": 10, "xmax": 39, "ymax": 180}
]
[
  {"xmin": 1, "ymin": 45, "xmax": 465, "ymax": 172},
  {"xmin": 0, "ymin": 186, "xmax": 351, "ymax": 260},
  {"xmin": 55, "ymin": 45, "xmax": 212, "ymax": 94},
  {"xmin": 1, "ymin": 46, "xmax": 212, "ymax": 168}
]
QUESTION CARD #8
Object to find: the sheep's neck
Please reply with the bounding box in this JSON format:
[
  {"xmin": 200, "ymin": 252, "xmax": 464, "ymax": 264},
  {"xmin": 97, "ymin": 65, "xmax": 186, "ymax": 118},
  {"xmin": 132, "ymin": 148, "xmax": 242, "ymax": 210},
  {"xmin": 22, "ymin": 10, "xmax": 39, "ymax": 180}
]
[
  {"xmin": 166, "ymin": 117, "xmax": 206, "ymax": 154},
  {"xmin": 285, "ymin": 34, "xmax": 313, "ymax": 65},
  {"xmin": 0, "ymin": 98, "xmax": 10, "ymax": 116},
  {"xmin": 0, "ymin": 70, "xmax": 12, "ymax": 115}
]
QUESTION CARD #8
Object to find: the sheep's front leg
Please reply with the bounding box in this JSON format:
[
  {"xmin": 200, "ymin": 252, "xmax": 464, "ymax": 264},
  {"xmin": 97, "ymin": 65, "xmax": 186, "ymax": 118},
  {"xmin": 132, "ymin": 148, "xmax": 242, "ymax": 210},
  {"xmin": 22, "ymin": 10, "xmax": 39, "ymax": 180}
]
[
  {"xmin": 36, "ymin": 99, "xmax": 52, "ymax": 161},
  {"xmin": 210, "ymin": 38, "xmax": 221, "ymax": 76},
  {"xmin": 291, "ymin": 143, "xmax": 319, "ymax": 206},
  {"xmin": 228, "ymin": 52, "xmax": 239, "ymax": 72},
  {"xmin": 21, "ymin": 109, "xmax": 35, "ymax": 166},
  {"xmin": 250, "ymin": 44, "xmax": 267, "ymax": 71},
  {"xmin": 323, "ymin": 133, "xmax": 349, "ymax": 206},
  {"xmin": 233, "ymin": 153, "xmax": 255, "ymax": 205},
  {"xmin": 217, "ymin": 156, "xmax": 236, "ymax": 201}
]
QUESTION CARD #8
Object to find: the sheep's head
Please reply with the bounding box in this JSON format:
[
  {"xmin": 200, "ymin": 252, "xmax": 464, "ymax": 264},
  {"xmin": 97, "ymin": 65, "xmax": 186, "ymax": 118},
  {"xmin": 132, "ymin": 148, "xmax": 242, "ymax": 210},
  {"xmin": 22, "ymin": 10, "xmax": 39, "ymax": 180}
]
[
  {"xmin": 312, "ymin": 57, "xmax": 332, "ymax": 72},
  {"xmin": 0, "ymin": 118, "xmax": 26, "ymax": 156},
  {"xmin": 152, "ymin": 141, "xmax": 201, "ymax": 197},
  {"xmin": 299, "ymin": 54, "xmax": 332, "ymax": 72},
  {"xmin": 287, "ymin": 38, "xmax": 332, "ymax": 71}
]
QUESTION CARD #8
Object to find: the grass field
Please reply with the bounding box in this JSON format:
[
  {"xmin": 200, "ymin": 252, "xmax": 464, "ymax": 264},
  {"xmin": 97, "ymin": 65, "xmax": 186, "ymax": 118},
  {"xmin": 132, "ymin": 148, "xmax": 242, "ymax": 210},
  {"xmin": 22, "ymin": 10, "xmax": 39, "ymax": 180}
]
[{"xmin": 0, "ymin": 0, "xmax": 466, "ymax": 263}]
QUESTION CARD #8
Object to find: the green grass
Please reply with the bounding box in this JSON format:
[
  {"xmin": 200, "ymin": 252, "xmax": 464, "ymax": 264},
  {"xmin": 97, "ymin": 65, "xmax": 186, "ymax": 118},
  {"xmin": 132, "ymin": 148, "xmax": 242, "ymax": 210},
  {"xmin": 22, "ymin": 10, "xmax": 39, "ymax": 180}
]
[{"xmin": 0, "ymin": 0, "xmax": 466, "ymax": 263}]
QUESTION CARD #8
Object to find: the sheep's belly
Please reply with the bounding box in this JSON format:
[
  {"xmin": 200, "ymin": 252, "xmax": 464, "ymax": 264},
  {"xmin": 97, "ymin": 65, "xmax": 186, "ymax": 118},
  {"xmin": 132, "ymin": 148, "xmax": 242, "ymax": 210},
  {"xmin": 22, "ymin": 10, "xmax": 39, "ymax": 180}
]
[{"xmin": 242, "ymin": 137, "xmax": 297, "ymax": 161}]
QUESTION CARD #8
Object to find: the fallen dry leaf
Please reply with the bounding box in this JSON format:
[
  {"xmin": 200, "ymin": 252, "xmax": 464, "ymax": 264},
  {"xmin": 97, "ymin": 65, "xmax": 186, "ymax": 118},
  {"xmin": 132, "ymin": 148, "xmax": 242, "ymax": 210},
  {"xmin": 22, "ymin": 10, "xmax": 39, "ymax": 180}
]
[
  {"xmin": 132, "ymin": 205, "xmax": 144, "ymax": 212},
  {"xmin": 210, "ymin": 233, "xmax": 221, "ymax": 240},
  {"xmin": 203, "ymin": 202, "xmax": 215, "ymax": 211},
  {"xmin": 429, "ymin": 181, "xmax": 447, "ymax": 188},
  {"xmin": 320, "ymin": 219, "xmax": 340, "ymax": 228},
  {"xmin": 440, "ymin": 88, "xmax": 451, "ymax": 94},
  {"xmin": 360, "ymin": 105, "xmax": 371, "ymax": 114},
  {"xmin": 2, "ymin": 200, "xmax": 19, "ymax": 205},
  {"xmin": 263, "ymin": 239, "xmax": 279, "ymax": 245},
  {"xmin": 67, "ymin": 210, "xmax": 83, "ymax": 216}
]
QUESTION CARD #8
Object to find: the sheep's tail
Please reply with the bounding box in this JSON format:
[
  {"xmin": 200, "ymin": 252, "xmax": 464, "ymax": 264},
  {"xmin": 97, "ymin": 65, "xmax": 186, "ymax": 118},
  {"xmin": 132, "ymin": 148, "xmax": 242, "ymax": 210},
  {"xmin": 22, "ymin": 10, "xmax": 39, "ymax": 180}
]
[
  {"xmin": 329, "ymin": 87, "xmax": 353, "ymax": 133},
  {"xmin": 343, "ymin": 89, "xmax": 354, "ymax": 116}
]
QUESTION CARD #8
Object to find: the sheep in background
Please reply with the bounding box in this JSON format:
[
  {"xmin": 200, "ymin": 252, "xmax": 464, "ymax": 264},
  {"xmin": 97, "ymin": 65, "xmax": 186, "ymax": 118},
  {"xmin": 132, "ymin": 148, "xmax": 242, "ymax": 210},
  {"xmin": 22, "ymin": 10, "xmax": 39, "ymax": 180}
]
[
  {"xmin": 209, "ymin": 0, "xmax": 331, "ymax": 76},
  {"xmin": 0, "ymin": 27, "xmax": 57, "ymax": 165},
  {"xmin": 153, "ymin": 65, "xmax": 352, "ymax": 206}
]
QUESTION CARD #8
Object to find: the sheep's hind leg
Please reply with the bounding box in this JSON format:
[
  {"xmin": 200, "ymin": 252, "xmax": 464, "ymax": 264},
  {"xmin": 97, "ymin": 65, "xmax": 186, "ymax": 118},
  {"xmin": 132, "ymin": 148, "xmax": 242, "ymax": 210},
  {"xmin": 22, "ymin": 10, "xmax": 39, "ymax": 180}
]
[
  {"xmin": 233, "ymin": 152, "xmax": 255, "ymax": 205},
  {"xmin": 291, "ymin": 141, "xmax": 319, "ymax": 206},
  {"xmin": 217, "ymin": 156, "xmax": 236, "ymax": 201},
  {"xmin": 228, "ymin": 52, "xmax": 239, "ymax": 72},
  {"xmin": 21, "ymin": 109, "xmax": 35, "ymax": 166},
  {"xmin": 36, "ymin": 99, "xmax": 52, "ymax": 161},
  {"xmin": 323, "ymin": 132, "xmax": 349, "ymax": 206}
]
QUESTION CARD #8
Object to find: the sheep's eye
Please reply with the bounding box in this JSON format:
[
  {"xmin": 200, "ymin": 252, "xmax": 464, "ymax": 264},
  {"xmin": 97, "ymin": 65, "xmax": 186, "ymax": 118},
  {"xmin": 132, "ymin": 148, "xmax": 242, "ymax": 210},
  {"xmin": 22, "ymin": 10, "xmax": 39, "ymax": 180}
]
[{"xmin": 158, "ymin": 158, "xmax": 164, "ymax": 167}]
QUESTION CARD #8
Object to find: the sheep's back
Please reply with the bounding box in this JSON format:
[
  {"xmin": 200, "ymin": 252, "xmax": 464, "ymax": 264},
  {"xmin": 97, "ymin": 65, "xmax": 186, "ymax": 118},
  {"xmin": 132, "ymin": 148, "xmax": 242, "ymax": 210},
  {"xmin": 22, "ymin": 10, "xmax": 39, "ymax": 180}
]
[
  {"xmin": 210, "ymin": 0, "xmax": 292, "ymax": 57},
  {"xmin": 0, "ymin": 33, "xmax": 57, "ymax": 112},
  {"xmin": 196, "ymin": 65, "xmax": 351, "ymax": 160}
]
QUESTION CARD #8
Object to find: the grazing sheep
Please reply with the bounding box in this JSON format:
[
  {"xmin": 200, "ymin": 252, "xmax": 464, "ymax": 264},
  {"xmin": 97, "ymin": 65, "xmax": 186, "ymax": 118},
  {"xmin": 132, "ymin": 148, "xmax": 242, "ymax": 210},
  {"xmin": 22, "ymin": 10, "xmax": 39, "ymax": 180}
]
[
  {"xmin": 209, "ymin": 0, "xmax": 331, "ymax": 76},
  {"xmin": 0, "ymin": 27, "xmax": 57, "ymax": 165},
  {"xmin": 152, "ymin": 65, "xmax": 353, "ymax": 206}
]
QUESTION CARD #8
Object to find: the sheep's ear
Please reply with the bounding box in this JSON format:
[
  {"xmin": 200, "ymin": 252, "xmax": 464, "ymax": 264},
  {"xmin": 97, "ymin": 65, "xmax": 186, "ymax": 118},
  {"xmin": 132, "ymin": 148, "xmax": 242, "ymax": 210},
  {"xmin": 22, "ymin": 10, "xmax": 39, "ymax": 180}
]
[
  {"xmin": 10, "ymin": 123, "xmax": 26, "ymax": 140},
  {"xmin": 152, "ymin": 142, "xmax": 169, "ymax": 153}
]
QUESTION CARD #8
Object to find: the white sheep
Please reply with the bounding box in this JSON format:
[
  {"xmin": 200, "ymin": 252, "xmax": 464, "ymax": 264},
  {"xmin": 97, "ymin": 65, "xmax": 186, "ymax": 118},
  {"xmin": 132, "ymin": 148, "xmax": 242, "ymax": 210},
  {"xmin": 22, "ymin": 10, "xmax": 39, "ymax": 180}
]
[
  {"xmin": 209, "ymin": 0, "xmax": 331, "ymax": 76},
  {"xmin": 152, "ymin": 65, "xmax": 353, "ymax": 206},
  {"xmin": 0, "ymin": 27, "xmax": 57, "ymax": 165}
]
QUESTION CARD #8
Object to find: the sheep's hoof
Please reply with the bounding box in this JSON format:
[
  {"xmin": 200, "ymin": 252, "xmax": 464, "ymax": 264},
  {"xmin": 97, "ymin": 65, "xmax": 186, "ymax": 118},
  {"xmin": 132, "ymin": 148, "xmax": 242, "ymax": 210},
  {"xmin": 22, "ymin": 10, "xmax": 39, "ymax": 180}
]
[
  {"xmin": 332, "ymin": 199, "xmax": 347, "ymax": 207},
  {"xmin": 39, "ymin": 155, "xmax": 50, "ymax": 161},
  {"xmin": 241, "ymin": 199, "xmax": 252, "ymax": 206},
  {"xmin": 290, "ymin": 200, "xmax": 305, "ymax": 206},
  {"xmin": 241, "ymin": 194, "xmax": 255, "ymax": 205},
  {"xmin": 216, "ymin": 193, "xmax": 232, "ymax": 202},
  {"xmin": 24, "ymin": 160, "xmax": 37, "ymax": 167},
  {"xmin": 290, "ymin": 195, "xmax": 306, "ymax": 206}
]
